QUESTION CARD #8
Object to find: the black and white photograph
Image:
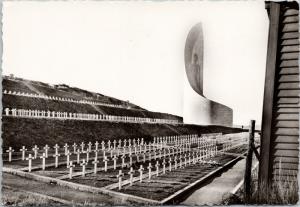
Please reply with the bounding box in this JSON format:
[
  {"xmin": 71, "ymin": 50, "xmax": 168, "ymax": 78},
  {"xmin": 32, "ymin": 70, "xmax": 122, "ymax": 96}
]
[{"xmin": 1, "ymin": 0, "xmax": 299, "ymax": 206}]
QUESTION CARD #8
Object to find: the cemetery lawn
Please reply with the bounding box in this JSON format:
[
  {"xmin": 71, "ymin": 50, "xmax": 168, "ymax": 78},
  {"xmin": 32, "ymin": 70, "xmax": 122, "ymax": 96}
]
[
  {"xmin": 2, "ymin": 116, "xmax": 244, "ymax": 149},
  {"xmin": 2, "ymin": 173, "xmax": 138, "ymax": 206}
]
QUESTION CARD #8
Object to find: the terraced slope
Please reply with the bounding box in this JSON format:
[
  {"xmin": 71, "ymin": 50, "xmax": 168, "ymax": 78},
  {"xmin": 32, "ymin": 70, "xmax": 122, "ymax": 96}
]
[
  {"xmin": 2, "ymin": 77, "xmax": 182, "ymax": 121},
  {"xmin": 2, "ymin": 117, "xmax": 243, "ymax": 149}
]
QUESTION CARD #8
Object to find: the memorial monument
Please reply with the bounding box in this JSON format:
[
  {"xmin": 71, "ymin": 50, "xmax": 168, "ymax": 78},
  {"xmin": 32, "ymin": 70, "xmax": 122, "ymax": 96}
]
[{"xmin": 183, "ymin": 23, "xmax": 233, "ymax": 126}]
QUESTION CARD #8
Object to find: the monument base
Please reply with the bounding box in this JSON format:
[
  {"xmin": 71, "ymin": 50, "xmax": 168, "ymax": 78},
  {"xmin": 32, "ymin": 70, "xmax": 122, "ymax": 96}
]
[{"xmin": 183, "ymin": 84, "xmax": 233, "ymax": 127}]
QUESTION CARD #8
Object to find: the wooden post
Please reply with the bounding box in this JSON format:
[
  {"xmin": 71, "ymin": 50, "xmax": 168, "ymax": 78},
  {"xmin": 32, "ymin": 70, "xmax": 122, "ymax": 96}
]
[{"xmin": 244, "ymin": 120, "xmax": 255, "ymax": 203}]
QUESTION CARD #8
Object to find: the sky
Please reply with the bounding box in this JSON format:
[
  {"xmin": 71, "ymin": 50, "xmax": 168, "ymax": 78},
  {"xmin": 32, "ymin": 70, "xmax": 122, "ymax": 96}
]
[{"xmin": 2, "ymin": 1, "xmax": 269, "ymax": 126}]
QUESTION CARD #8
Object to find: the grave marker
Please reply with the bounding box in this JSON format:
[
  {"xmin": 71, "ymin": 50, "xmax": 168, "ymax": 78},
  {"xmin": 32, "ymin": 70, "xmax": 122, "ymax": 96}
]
[
  {"xmin": 128, "ymin": 167, "xmax": 134, "ymax": 186},
  {"xmin": 32, "ymin": 145, "xmax": 39, "ymax": 159},
  {"xmin": 26, "ymin": 154, "xmax": 33, "ymax": 172},
  {"xmin": 40, "ymin": 153, "xmax": 46, "ymax": 170},
  {"xmin": 53, "ymin": 151, "xmax": 60, "ymax": 168},
  {"xmin": 80, "ymin": 142, "xmax": 85, "ymax": 152},
  {"xmin": 147, "ymin": 163, "xmax": 152, "ymax": 180},
  {"xmin": 54, "ymin": 144, "xmax": 59, "ymax": 155},
  {"xmin": 112, "ymin": 155, "xmax": 117, "ymax": 170},
  {"xmin": 63, "ymin": 144, "xmax": 69, "ymax": 156},
  {"xmin": 80, "ymin": 159, "xmax": 88, "ymax": 177},
  {"xmin": 6, "ymin": 147, "xmax": 14, "ymax": 162},
  {"xmin": 68, "ymin": 161, "xmax": 75, "ymax": 179},
  {"xmin": 155, "ymin": 161, "xmax": 159, "ymax": 176},
  {"xmin": 92, "ymin": 158, "xmax": 99, "ymax": 174},
  {"xmin": 72, "ymin": 143, "xmax": 77, "ymax": 153},
  {"xmin": 162, "ymin": 159, "xmax": 166, "ymax": 174},
  {"xmin": 138, "ymin": 165, "xmax": 144, "ymax": 182},
  {"xmin": 20, "ymin": 146, "xmax": 27, "ymax": 160},
  {"xmin": 76, "ymin": 149, "xmax": 81, "ymax": 164},
  {"xmin": 117, "ymin": 170, "xmax": 124, "ymax": 190},
  {"xmin": 43, "ymin": 145, "xmax": 50, "ymax": 158},
  {"xmin": 88, "ymin": 142, "xmax": 92, "ymax": 152},
  {"xmin": 64, "ymin": 150, "xmax": 71, "ymax": 167},
  {"xmin": 103, "ymin": 156, "xmax": 109, "ymax": 172}
]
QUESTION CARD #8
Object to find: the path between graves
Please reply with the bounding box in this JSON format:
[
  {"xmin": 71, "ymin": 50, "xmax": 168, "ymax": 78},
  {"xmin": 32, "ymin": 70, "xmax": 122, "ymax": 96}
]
[
  {"xmin": 23, "ymin": 81, "xmax": 45, "ymax": 96},
  {"xmin": 181, "ymin": 158, "xmax": 258, "ymax": 205},
  {"xmin": 2, "ymin": 172, "xmax": 138, "ymax": 206}
]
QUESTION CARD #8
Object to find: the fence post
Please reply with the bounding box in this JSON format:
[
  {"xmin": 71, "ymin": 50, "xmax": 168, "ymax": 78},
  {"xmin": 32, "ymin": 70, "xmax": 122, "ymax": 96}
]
[{"xmin": 244, "ymin": 120, "xmax": 255, "ymax": 203}]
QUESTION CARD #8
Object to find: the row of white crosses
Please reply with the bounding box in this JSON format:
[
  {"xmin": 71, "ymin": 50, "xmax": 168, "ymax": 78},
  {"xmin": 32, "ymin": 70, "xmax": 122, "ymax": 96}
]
[
  {"xmin": 5, "ymin": 133, "xmax": 245, "ymax": 175},
  {"xmin": 115, "ymin": 147, "xmax": 219, "ymax": 190},
  {"xmin": 12, "ymin": 135, "xmax": 190, "ymax": 173},
  {"xmin": 214, "ymin": 132, "xmax": 249, "ymax": 152},
  {"xmin": 3, "ymin": 134, "xmax": 212, "ymax": 163},
  {"xmin": 3, "ymin": 89, "xmax": 127, "ymax": 109},
  {"xmin": 4, "ymin": 108, "xmax": 180, "ymax": 125}
]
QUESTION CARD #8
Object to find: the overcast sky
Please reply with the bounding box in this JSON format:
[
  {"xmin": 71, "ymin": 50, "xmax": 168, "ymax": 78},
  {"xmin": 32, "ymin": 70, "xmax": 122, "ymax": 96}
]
[{"xmin": 3, "ymin": 1, "xmax": 269, "ymax": 126}]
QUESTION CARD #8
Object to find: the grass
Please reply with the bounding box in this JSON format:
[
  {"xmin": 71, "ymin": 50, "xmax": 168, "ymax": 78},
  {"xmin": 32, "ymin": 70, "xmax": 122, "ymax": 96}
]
[
  {"xmin": 3, "ymin": 94, "xmax": 183, "ymax": 121},
  {"xmin": 223, "ymin": 164, "xmax": 299, "ymax": 205},
  {"xmin": 2, "ymin": 116, "xmax": 244, "ymax": 149},
  {"xmin": 2, "ymin": 188, "xmax": 55, "ymax": 207}
]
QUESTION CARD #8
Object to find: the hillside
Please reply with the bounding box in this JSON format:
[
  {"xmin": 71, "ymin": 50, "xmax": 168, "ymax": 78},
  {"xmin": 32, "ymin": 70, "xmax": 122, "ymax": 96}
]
[
  {"xmin": 2, "ymin": 75, "xmax": 244, "ymax": 150},
  {"xmin": 2, "ymin": 116, "xmax": 244, "ymax": 149},
  {"xmin": 2, "ymin": 76, "xmax": 183, "ymax": 122}
]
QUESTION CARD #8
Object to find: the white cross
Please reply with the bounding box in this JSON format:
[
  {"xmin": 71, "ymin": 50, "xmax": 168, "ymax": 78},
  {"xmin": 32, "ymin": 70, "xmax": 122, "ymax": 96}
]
[
  {"xmin": 26, "ymin": 154, "xmax": 34, "ymax": 172},
  {"xmin": 72, "ymin": 143, "xmax": 77, "ymax": 153},
  {"xmin": 20, "ymin": 146, "xmax": 27, "ymax": 160},
  {"xmin": 112, "ymin": 155, "xmax": 117, "ymax": 170},
  {"xmin": 147, "ymin": 163, "xmax": 152, "ymax": 180},
  {"xmin": 128, "ymin": 167, "xmax": 135, "ymax": 186},
  {"xmin": 113, "ymin": 140, "xmax": 117, "ymax": 150},
  {"xmin": 63, "ymin": 144, "xmax": 69, "ymax": 156},
  {"xmin": 88, "ymin": 142, "xmax": 92, "ymax": 152},
  {"xmin": 103, "ymin": 156, "xmax": 109, "ymax": 172},
  {"xmin": 107, "ymin": 140, "xmax": 111, "ymax": 149},
  {"xmin": 117, "ymin": 170, "xmax": 124, "ymax": 190},
  {"xmin": 94, "ymin": 149, "xmax": 99, "ymax": 161},
  {"xmin": 40, "ymin": 153, "xmax": 47, "ymax": 170},
  {"xmin": 43, "ymin": 145, "xmax": 50, "ymax": 158},
  {"xmin": 162, "ymin": 159, "xmax": 166, "ymax": 174},
  {"xmin": 54, "ymin": 144, "xmax": 59, "ymax": 155},
  {"xmin": 169, "ymin": 158, "xmax": 172, "ymax": 171},
  {"xmin": 80, "ymin": 159, "xmax": 88, "ymax": 177},
  {"xmin": 85, "ymin": 150, "xmax": 90, "ymax": 162},
  {"xmin": 68, "ymin": 161, "xmax": 75, "ymax": 179},
  {"xmin": 53, "ymin": 152, "xmax": 60, "ymax": 168},
  {"xmin": 101, "ymin": 149, "xmax": 106, "ymax": 159},
  {"xmin": 121, "ymin": 154, "xmax": 126, "ymax": 168},
  {"xmin": 66, "ymin": 150, "xmax": 72, "ymax": 167},
  {"xmin": 118, "ymin": 139, "xmax": 122, "ymax": 149},
  {"xmin": 80, "ymin": 142, "xmax": 85, "ymax": 152},
  {"xmin": 95, "ymin": 141, "xmax": 99, "ymax": 151},
  {"xmin": 101, "ymin": 141, "xmax": 105, "ymax": 150},
  {"xmin": 138, "ymin": 165, "xmax": 144, "ymax": 182},
  {"xmin": 137, "ymin": 138, "xmax": 140, "ymax": 146},
  {"xmin": 76, "ymin": 149, "xmax": 81, "ymax": 164},
  {"xmin": 92, "ymin": 158, "xmax": 99, "ymax": 174},
  {"xmin": 129, "ymin": 154, "xmax": 133, "ymax": 167},
  {"xmin": 155, "ymin": 161, "xmax": 160, "ymax": 176},
  {"xmin": 6, "ymin": 147, "xmax": 14, "ymax": 162},
  {"xmin": 32, "ymin": 145, "xmax": 39, "ymax": 159}
]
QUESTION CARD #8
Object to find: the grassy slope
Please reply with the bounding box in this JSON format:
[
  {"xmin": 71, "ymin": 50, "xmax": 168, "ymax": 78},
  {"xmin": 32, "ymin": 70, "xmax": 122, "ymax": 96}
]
[
  {"xmin": 3, "ymin": 95, "xmax": 183, "ymax": 121},
  {"xmin": 2, "ymin": 117, "xmax": 244, "ymax": 149},
  {"xmin": 3, "ymin": 78, "xmax": 139, "ymax": 108}
]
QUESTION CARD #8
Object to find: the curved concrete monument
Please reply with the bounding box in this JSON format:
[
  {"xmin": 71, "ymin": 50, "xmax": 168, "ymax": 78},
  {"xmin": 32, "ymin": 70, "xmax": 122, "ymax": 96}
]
[{"xmin": 183, "ymin": 23, "xmax": 233, "ymax": 126}]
